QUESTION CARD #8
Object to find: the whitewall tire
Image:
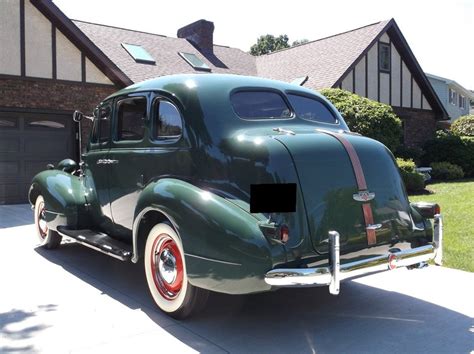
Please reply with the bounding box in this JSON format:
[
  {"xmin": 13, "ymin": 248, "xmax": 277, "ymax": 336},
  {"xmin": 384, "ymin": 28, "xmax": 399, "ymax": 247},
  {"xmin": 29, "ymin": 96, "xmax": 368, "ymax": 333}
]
[
  {"xmin": 144, "ymin": 223, "xmax": 208, "ymax": 319},
  {"xmin": 34, "ymin": 195, "xmax": 62, "ymax": 249}
]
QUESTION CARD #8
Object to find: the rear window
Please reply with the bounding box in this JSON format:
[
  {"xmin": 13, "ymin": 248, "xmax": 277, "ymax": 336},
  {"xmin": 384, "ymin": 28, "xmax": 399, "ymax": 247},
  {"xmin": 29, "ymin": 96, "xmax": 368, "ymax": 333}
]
[
  {"xmin": 231, "ymin": 91, "xmax": 292, "ymax": 119},
  {"xmin": 287, "ymin": 94, "xmax": 337, "ymax": 124}
]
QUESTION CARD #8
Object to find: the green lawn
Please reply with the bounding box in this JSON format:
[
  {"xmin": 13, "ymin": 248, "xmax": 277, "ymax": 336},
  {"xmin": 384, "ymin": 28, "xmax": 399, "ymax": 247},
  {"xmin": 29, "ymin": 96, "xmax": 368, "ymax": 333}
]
[{"xmin": 410, "ymin": 179, "xmax": 474, "ymax": 272}]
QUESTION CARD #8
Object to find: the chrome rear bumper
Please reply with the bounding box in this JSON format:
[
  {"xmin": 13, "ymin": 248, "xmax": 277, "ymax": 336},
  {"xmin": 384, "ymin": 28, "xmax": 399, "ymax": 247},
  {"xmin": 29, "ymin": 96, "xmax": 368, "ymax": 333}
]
[{"xmin": 265, "ymin": 215, "xmax": 443, "ymax": 295}]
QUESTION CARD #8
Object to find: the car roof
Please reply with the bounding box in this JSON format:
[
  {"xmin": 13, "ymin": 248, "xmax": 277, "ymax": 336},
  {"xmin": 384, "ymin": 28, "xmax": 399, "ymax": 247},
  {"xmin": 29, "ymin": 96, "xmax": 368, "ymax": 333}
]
[{"xmin": 105, "ymin": 74, "xmax": 327, "ymax": 101}]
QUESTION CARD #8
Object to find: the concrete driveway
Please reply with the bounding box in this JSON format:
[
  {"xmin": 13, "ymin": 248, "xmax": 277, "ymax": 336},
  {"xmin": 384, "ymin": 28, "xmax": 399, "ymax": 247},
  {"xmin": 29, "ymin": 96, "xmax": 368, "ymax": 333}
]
[{"xmin": 1, "ymin": 205, "xmax": 473, "ymax": 353}]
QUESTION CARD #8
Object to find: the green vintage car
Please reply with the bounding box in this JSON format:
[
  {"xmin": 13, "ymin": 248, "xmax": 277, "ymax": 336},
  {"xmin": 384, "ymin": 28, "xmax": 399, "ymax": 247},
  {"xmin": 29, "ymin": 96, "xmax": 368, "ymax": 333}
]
[{"xmin": 29, "ymin": 74, "xmax": 442, "ymax": 319}]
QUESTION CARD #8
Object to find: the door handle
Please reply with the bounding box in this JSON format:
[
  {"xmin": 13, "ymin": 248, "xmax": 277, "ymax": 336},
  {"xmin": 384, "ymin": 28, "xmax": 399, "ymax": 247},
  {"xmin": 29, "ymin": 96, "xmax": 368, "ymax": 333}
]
[{"xmin": 96, "ymin": 159, "xmax": 119, "ymax": 165}]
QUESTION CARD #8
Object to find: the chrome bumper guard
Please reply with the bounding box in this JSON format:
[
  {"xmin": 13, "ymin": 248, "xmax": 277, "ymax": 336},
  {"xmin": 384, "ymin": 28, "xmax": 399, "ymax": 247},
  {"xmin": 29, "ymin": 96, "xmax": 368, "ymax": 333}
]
[{"xmin": 265, "ymin": 214, "xmax": 443, "ymax": 295}]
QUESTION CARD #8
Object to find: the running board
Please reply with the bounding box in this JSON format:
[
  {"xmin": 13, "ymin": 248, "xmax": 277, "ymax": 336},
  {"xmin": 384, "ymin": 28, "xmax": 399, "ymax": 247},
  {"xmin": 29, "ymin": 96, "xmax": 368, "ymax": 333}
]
[{"xmin": 56, "ymin": 226, "xmax": 132, "ymax": 261}]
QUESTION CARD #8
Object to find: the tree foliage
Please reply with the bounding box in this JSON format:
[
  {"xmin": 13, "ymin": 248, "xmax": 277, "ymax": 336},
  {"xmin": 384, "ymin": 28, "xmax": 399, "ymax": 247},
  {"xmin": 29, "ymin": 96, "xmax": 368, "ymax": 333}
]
[
  {"xmin": 250, "ymin": 34, "xmax": 290, "ymax": 55},
  {"xmin": 320, "ymin": 88, "xmax": 402, "ymax": 151},
  {"xmin": 250, "ymin": 35, "xmax": 310, "ymax": 56},
  {"xmin": 292, "ymin": 39, "xmax": 309, "ymax": 46},
  {"xmin": 450, "ymin": 114, "xmax": 474, "ymax": 137}
]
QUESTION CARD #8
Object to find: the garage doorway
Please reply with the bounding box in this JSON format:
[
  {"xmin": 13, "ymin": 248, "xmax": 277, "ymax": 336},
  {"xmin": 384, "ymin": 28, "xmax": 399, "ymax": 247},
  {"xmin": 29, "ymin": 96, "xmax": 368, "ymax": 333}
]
[{"xmin": 0, "ymin": 109, "xmax": 77, "ymax": 204}]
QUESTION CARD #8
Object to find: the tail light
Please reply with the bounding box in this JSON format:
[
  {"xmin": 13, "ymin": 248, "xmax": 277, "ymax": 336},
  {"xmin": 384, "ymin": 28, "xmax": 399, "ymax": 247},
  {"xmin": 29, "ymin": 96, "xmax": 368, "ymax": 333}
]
[
  {"xmin": 411, "ymin": 202, "xmax": 440, "ymax": 218},
  {"xmin": 279, "ymin": 225, "xmax": 289, "ymax": 243}
]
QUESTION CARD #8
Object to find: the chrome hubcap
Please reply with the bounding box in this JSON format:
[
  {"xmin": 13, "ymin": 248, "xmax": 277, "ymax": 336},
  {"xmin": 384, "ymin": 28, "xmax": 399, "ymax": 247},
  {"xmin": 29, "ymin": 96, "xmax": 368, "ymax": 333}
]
[
  {"xmin": 158, "ymin": 248, "xmax": 177, "ymax": 284},
  {"xmin": 150, "ymin": 234, "xmax": 184, "ymax": 300}
]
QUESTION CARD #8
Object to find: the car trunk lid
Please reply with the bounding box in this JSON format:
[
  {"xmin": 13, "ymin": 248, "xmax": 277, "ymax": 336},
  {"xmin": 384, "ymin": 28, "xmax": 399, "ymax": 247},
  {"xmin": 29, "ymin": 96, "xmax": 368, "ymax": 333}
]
[{"xmin": 274, "ymin": 130, "xmax": 414, "ymax": 254}]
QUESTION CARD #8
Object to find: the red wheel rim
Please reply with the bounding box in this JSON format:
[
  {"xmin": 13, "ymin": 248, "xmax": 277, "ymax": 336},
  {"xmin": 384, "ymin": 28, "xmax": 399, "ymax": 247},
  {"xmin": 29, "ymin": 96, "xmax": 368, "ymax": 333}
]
[
  {"xmin": 37, "ymin": 202, "xmax": 48, "ymax": 239},
  {"xmin": 150, "ymin": 233, "xmax": 184, "ymax": 300}
]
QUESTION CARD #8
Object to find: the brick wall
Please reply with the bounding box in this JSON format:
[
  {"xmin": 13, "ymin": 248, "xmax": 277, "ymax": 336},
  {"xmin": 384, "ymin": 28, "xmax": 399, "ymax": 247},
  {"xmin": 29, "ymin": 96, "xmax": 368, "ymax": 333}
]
[
  {"xmin": 0, "ymin": 77, "xmax": 118, "ymax": 150},
  {"xmin": 393, "ymin": 107, "xmax": 438, "ymax": 148}
]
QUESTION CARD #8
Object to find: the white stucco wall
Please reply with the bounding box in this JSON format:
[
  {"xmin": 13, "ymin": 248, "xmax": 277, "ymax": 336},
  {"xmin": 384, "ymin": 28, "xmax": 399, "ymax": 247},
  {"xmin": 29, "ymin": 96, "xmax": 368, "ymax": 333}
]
[
  {"xmin": 56, "ymin": 29, "xmax": 81, "ymax": 81},
  {"xmin": 85, "ymin": 58, "xmax": 113, "ymax": 85},
  {"xmin": 24, "ymin": 0, "xmax": 52, "ymax": 78},
  {"xmin": 341, "ymin": 70, "xmax": 354, "ymax": 92},
  {"xmin": 367, "ymin": 45, "xmax": 378, "ymax": 100},
  {"xmin": 422, "ymin": 95, "xmax": 432, "ymax": 110},
  {"xmin": 354, "ymin": 58, "xmax": 365, "ymax": 96},
  {"xmin": 390, "ymin": 43, "xmax": 401, "ymax": 107},
  {"xmin": 0, "ymin": 0, "xmax": 21, "ymax": 75},
  {"xmin": 401, "ymin": 61, "xmax": 411, "ymax": 108},
  {"xmin": 380, "ymin": 33, "xmax": 390, "ymax": 43},
  {"xmin": 412, "ymin": 80, "xmax": 422, "ymax": 109},
  {"xmin": 380, "ymin": 73, "xmax": 390, "ymax": 104}
]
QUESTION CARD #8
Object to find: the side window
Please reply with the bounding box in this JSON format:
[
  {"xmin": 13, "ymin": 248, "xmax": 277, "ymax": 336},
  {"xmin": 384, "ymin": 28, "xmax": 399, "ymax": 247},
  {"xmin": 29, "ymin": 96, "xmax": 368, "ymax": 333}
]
[
  {"xmin": 153, "ymin": 99, "xmax": 183, "ymax": 139},
  {"xmin": 91, "ymin": 102, "xmax": 111, "ymax": 144},
  {"xmin": 231, "ymin": 91, "xmax": 292, "ymax": 119},
  {"xmin": 286, "ymin": 94, "xmax": 337, "ymax": 124},
  {"xmin": 116, "ymin": 97, "xmax": 147, "ymax": 141},
  {"xmin": 90, "ymin": 118, "xmax": 99, "ymax": 144}
]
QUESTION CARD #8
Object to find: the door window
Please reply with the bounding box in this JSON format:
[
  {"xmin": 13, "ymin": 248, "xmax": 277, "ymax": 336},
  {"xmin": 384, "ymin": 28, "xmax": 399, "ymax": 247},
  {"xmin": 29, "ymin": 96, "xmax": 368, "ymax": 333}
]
[
  {"xmin": 153, "ymin": 99, "xmax": 183, "ymax": 139},
  {"xmin": 92, "ymin": 102, "xmax": 112, "ymax": 144},
  {"xmin": 116, "ymin": 97, "xmax": 147, "ymax": 141}
]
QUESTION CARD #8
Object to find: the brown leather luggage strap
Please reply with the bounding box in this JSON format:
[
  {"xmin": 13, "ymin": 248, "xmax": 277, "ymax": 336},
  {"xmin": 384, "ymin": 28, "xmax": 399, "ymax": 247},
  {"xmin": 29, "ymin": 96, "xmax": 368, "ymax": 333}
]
[{"xmin": 316, "ymin": 129, "xmax": 377, "ymax": 245}]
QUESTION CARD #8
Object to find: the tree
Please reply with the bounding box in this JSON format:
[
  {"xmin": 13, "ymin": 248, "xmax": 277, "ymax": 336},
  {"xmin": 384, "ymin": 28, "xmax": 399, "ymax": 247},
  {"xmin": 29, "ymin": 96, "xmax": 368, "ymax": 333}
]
[
  {"xmin": 250, "ymin": 34, "xmax": 290, "ymax": 55},
  {"xmin": 250, "ymin": 35, "xmax": 311, "ymax": 55},
  {"xmin": 292, "ymin": 39, "xmax": 309, "ymax": 46}
]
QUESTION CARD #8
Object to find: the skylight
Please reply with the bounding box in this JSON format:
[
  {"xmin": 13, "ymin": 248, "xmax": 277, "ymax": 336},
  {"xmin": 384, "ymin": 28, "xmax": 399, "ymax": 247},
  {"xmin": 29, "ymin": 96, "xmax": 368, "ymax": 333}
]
[
  {"xmin": 291, "ymin": 76, "xmax": 308, "ymax": 86},
  {"xmin": 122, "ymin": 43, "xmax": 155, "ymax": 64},
  {"xmin": 179, "ymin": 52, "xmax": 211, "ymax": 71}
]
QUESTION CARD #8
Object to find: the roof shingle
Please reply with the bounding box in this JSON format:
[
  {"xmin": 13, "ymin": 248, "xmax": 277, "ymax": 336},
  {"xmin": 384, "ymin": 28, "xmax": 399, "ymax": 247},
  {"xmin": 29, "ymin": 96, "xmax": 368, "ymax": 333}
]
[
  {"xmin": 256, "ymin": 20, "xmax": 390, "ymax": 90},
  {"xmin": 73, "ymin": 20, "xmax": 257, "ymax": 83}
]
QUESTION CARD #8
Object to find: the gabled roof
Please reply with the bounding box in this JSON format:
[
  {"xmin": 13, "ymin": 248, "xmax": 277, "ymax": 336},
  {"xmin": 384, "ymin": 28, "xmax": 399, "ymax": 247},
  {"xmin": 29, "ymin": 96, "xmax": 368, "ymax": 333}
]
[
  {"xmin": 256, "ymin": 19, "xmax": 447, "ymax": 118},
  {"xmin": 426, "ymin": 73, "xmax": 474, "ymax": 99},
  {"xmin": 73, "ymin": 20, "xmax": 257, "ymax": 83},
  {"xmin": 256, "ymin": 20, "xmax": 390, "ymax": 89},
  {"xmin": 31, "ymin": 0, "xmax": 132, "ymax": 86}
]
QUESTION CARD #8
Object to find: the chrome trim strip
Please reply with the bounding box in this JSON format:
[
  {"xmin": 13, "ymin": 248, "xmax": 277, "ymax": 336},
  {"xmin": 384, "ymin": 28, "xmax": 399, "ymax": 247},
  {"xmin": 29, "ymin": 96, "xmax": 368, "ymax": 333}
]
[
  {"xmin": 434, "ymin": 214, "xmax": 443, "ymax": 266},
  {"xmin": 184, "ymin": 253, "xmax": 242, "ymax": 266},
  {"xmin": 328, "ymin": 231, "xmax": 340, "ymax": 295}
]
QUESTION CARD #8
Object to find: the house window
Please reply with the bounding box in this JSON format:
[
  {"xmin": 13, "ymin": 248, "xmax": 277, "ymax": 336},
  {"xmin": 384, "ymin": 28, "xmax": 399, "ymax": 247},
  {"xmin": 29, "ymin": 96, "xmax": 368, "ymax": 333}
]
[
  {"xmin": 379, "ymin": 42, "xmax": 390, "ymax": 72},
  {"xmin": 449, "ymin": 88, "xmax": 458, "ymax": 105},
  {"xmin": 122, "ymin": 43, "xmax": 155, "ymax": 64},
  {"xmin": 178, "ymin": 52, "xmax": 210, "ymax": 71},
  {"xmin": 459, "ymin": 95, "xmax": 466, "ymax": 109}
]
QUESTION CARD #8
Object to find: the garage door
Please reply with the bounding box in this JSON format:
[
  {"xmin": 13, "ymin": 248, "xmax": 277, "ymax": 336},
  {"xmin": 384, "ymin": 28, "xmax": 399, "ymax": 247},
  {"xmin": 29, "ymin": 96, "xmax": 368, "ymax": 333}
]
[{"xmin": 0, "ymin": 110, "xmax": 76, "ymax": 204}]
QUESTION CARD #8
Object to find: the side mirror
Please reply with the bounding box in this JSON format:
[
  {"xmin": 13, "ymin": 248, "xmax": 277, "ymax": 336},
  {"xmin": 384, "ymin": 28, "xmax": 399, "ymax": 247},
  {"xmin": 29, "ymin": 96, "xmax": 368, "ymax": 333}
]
[
  {"xmin": 73, "ymin": 110, "xmax": 83, "ymax": 122},
  {"xmin": 73, "ymin": 110, "xmax": 94, "ymax": 122}
]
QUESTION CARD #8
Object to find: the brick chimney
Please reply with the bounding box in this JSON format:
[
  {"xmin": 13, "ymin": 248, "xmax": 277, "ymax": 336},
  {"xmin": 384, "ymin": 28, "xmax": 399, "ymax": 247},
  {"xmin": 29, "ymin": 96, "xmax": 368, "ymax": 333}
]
[{"xmin": 177, "ymin": 19, "xmax": 214, "ymax": 53}]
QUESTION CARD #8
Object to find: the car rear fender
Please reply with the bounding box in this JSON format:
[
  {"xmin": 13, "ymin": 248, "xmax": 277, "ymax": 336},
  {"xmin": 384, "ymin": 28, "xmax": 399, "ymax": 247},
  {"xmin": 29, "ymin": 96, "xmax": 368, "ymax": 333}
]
[{"xmin": 132, "ymin": 178, "xmax": 286, "ymax": 294}]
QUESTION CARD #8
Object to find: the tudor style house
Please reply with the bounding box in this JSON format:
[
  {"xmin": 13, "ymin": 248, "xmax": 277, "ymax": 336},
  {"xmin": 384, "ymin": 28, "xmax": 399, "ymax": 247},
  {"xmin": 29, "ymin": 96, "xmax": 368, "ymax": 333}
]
[
  {"xmin": 0, "ymin": 0, "xmax": 447, "ymax": 204},
  {"xmin": 426, "ymin": 73, "xmax": 474, "ymax": 122}
]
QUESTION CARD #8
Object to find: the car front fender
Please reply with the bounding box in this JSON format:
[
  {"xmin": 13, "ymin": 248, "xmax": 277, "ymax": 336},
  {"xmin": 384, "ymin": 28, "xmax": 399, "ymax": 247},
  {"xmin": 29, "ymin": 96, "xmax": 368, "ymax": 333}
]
[
  {"xmin": 132, "ymin": 178, "xmax": 285, "ymax": 294},
  {"xmin": 29, "ymin": 170, "xmax": 88, "ymax": 229}
]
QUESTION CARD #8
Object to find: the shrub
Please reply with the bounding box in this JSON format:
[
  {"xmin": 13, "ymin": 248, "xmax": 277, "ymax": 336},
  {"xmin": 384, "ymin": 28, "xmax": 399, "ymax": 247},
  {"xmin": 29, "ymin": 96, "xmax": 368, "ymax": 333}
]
[
  {"xmin": 422, "ymin": 135, "xmax": 474, "ymax": 177},
  {"xmin": 396, "ymin": 158, "xmax": 425, "ymax": 193},
  {"xmin": 430, "ymin": 162, "xmax": 464, "ymax": 180},
  {"xmin": 321, "ymin": 88, "xmax": 402, "ymax": 151},
  {"xmin": 395, "ymin": 145, "xmax": 423, "ymax": 164},
  {"xmin": 451, "ymin": 115, "xmax": 474, "ymax": 137}
]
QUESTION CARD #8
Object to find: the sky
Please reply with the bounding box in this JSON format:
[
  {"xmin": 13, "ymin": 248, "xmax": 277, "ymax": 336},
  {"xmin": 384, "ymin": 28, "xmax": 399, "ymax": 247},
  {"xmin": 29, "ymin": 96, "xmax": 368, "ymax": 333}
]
[{"xmin": 54, "ymin": 0, "xmax": 474, "ymax": 89}]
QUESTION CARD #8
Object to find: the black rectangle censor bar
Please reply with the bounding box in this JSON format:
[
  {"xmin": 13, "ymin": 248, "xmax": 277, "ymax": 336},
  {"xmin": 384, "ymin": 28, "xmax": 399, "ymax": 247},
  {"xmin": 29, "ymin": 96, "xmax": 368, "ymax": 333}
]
[{"xmin": 250, "ymin": 183, "xmax": 297, "ymax": 213}]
